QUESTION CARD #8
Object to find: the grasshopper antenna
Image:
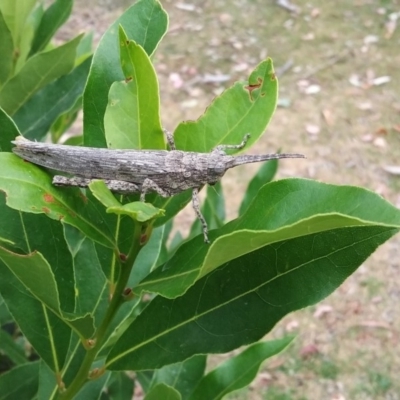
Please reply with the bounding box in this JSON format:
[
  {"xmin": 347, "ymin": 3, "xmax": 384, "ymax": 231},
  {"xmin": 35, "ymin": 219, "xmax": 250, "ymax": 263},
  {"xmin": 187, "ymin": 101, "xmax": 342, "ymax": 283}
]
[{"xmin": 231, "ymin": 153, "xmax": 305, "ymax": 167}]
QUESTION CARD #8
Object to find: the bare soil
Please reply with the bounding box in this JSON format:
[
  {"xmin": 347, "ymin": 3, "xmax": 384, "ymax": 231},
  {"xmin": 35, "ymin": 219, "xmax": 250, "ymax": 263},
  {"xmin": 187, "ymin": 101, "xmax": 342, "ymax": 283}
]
[{"xmin": 63, "ymin": 1, "xmax": 400, "ymax": 398}]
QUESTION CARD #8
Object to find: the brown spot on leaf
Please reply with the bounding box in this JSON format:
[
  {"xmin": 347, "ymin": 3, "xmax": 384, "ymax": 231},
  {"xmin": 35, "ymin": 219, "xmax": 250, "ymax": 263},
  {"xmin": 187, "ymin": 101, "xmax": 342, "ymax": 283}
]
[
  {"xmin": 119, "ymin": 253, "xmax": 127, "ymax": 262},
  {"xmin": 140, "ymin": 233, "xmax": 148, "ymax": 245},
  {"xmin": 270, "ymin": 72, "xmax": 277, "ymax": 80},
  {"xmin": 42, "ymin": 207, "xmax": 50, "ymax": 214},
  {"xmin": 123, "ymin": 287, "xmax": 135, "ymax": 301},
  {"xmin": 43, "ymin": 193, "xmax": 55, "ymax": 203},
  {"xmin": 125, "ymin": 76, "xmax": 133, "ymax": 83},
  {"xmin": 244, "ymin": 78, "xmax": 262, "ymax": 100}
]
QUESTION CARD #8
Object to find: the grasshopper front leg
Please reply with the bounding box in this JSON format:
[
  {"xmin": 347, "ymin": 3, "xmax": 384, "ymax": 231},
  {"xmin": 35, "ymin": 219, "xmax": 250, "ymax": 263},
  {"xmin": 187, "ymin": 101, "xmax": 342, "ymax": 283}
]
[
  {"xmin": 139, "ymin": 180, "xmax": 210, "ymax": 242},
  {"xmin": 213, "ymin": 133, "xmax": 250, "ymax": 153},
  {"xmin": 192, "ymin": 187, "xmax": 209, "ymax": 243}
]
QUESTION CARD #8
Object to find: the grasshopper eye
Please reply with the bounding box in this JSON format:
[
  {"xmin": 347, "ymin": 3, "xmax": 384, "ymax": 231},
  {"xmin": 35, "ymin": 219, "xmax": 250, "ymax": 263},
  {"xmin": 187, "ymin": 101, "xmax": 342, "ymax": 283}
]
[
  {"xmin": 212, "ymin": 162, "xmax": 225, "ymax": 175},
  {"xmin": 207, "ymin": 163, "xmax": 225, "ymax": 185}
]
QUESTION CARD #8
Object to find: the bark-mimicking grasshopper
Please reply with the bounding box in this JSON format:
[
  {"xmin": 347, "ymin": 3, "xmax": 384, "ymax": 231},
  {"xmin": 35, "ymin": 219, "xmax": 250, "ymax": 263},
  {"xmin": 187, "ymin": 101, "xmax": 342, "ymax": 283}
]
[{"xmin": 12, "ymin": 132, "xmax": 305, "ymax": 242}]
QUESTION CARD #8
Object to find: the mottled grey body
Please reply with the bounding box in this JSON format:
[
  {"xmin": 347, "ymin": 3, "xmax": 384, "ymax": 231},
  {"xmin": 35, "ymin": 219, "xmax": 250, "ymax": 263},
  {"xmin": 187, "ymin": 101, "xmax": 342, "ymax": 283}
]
[
  {"xmin": 12, "ymin": 141, "xmax": 233, "ymax": 195},
  {"xmin": 12, "ymin": 134, "xmax": 305, "ymax": 242}
]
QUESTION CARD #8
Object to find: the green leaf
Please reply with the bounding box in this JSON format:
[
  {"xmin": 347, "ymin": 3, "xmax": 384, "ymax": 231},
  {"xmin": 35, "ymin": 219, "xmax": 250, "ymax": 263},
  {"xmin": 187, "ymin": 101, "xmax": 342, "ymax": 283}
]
[
  {"xmin": 0, "ymin": 153, "xmax": 118, "ymax": 250},
  {"xmin": 0, "ymin": 106, "xmax": 19, "ymax": 152},
  {"xmin": 134, "ymin": 179, "xmax": 400, "ymax": 298},
  {"xmin": 151, "ymin": 355, "xmax": 206, "ymax": 400},
  {"xmin": 189, "ymin": 337, "xmax": 293, "ymax": 400},
  {"xmin": 152, "ymin": 190, "xmax": 192, "ymax": 228},
  {"xmin": 104, "ymin": 371, "xmax": 135, "ymax": 400},
  {"xmin": 238, "ymin": 158, "xmax": 278, "ymax": 216},
  {"xmin": 0, "ymin": 193, "xmax": 74, "ymax": 313},
  {"xmin": 15, "ymin": 3, "xmax": 43, "ymax": 72},
  {"xmin": 83, "ymin": 0, "xmax": 168, "ymax": 147},
  {"xmin": 13, "ymin": 56, "xmax": 91, "ymax": 140},
  {"xmin": 63, "ymin": 225, "xmax": 108, "ymax": 327},
  {"xmin": 0, "ymin": 246, "xmax": 60, "ymax": 315},
  {"xmin": 41, "ymin": 342, "xmax": 113, "ymax": 400},
  {"xmin": 40, "ymin": 336, "xmax": 87, "ymax": 398},
  {"xmin": 0, "ymin": 329, "xmax": 27, "ymax": 365},
  {"xmin": 88, "ymin": 180, "xmax": 123, "ymax": 208},
  {"xmin": 0, "ymin": 191, "xmax": 102, "ymax": 364},
  {"xmin": 154, "ymin": 219, "xmax": 174, "ymax": 266},
  {"xmin": 136, "ymin": 371, "xmax": 154, "ymax": 394},
  {"xmin": 0, "ymin": 10, "xmax": 13, "ymax": 87},
  {"xmin": 37, "ymin": 360, "xmax": 58, "ymax": 400},
  {"xmin": 174, "ymin": 58, "xmax": 277, "ymax": 152},
  {"xmin": 62, "ymin": 134, "xmax": 83, "ymax": 146},
  {"xmin": 78, "ymin": 191, "xmax": 140, "ymax": 282},
  {"xmin": 0, "ymin": 245, "xmax": 94, "ymax": 338},
  {"xmin": 0, "ymin": 0, "xmax": 36, "ymax": 48},
  {"xmin": 0, "ymin": 361, "xmax": 39, "ymax": 400},
  {"xmin": 0, "ymin": 296, "xmax": 12, "ymax": 325},
  {"xmin": 94, "ymin": 298, "xmax": 143, "ymax": 360},
  {"xmin": 0, "ymin": 34, "xmax": 82, "ymax": 115},
  {"xmin": 107, "ymin": 202, "xmax": 165, "ymax": 223},
  {"xmin": 80, "ymin": 189, "xmax": 140, "ymax": 280},
  {"xmin": 74, "ymin": 370, "xmax": 111, "ymax": 400},
  {"xmin": 128, "ymin": 225, "xmax": 165, "ymax": 288},
  {"xmin": 29, "ymin": 0, "xmax": 73, "ymax": 56},
  {"xmin": 144, "ymin": 383, "xmax": 181, "ymax": 400},
  {"xmin": 75, "ymin": 32, "xmax": 93, "ymax": 65},
  {"xmin": 203, "ymin": 182, "xmax": 225, "ymax": 229},
  {"xmin": 107, "ymin": 223, "xmax": 398, "ymax": 371},
  {"xmin": 37, "ymin": 335, "xmax": 96, "ymax": 399},
  {"xmin": 50, "ymin": 97, "xmax": 83, "ymax": 143},
  {"xmin": 0, "ymin": 263, "xmax": 71, "ymax": 371},
  {"xmin": 104, "ymin": 26, "xmax": 164, "ymax": 150}
]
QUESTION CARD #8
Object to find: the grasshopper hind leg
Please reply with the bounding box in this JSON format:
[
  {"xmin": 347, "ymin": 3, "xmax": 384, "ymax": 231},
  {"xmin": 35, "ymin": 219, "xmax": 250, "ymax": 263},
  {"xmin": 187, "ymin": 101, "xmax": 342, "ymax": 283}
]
[
  {"xmin": 163, "ymin": 128, "xmax": 176, "ymax": 150},
  {"xmin": 192, "ymin": 187, "xmax": 209, "ymax": 243}
]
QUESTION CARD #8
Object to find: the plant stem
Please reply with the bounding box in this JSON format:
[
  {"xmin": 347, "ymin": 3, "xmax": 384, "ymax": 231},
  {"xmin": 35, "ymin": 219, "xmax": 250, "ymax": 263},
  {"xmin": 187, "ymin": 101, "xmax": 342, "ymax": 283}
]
[{"xmin": 58, "ymin": 223, "xmax": 142, "ymax": 400}]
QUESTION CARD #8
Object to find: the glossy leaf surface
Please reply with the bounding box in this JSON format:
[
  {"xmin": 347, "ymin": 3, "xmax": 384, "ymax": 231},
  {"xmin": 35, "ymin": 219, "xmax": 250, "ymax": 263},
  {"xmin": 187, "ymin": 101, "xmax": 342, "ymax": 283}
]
[
  {"xmin": 174, "ymin": 59, "xmax": 277, "ymax": 153},
  {"xmin": 0, "ymin": 153, "xmax": 117, "ymax": 250},
  {"xmin": 29, "ymin": 0, "xmax": 73, "ymax": 55},
  {"xmin": 0, "ymin": 10, "xmax": 13, "ymax": 86},
  {"xmin": 83, "ymin": 0, "xmax": 168, "ymax": 147},
  {"xmin": 135, "ymin": 180, "xmax": 400, "ymax": 298},
  {"xmin": 238, "ymin": 158, "xmax": 278, "ymax": 215},
  {"xmin": 13, "ymin": 56, "xmax": 91, "ymax": 140},
  {"xmin": 0, "ymin": 106, "xmax": 18, "ymax": 152},
  {"xmin": 144, "ymin": 383, "xmax": 181, "ymax": 400},
  {"xmin": 150, "ymin": 355, "xmax": 207, "ymax": 400},
  {"xmin": 0, "ymin": 362, "xmax": 39, "ymax": 400},
  {"xmin": 107, "ymin": 180, "xmax": 400, "ymax": 370},
  {"xmin": 104, "ymin": 27, "xmax": 164, "ymax": 150},
  {"xmin": 189, "ymin": 337, "xmax": 293, "ymax": 400},
  {"xmin": 0, "ymin": 35, "xmax": 82, "ymax": 115}
]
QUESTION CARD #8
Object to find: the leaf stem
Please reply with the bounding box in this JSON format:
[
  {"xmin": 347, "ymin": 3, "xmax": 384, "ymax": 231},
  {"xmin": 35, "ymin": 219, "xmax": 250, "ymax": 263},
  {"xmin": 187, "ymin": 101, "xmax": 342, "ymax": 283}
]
[{"xmin": 58, "ymin": 222, "xmax": 143, "ymax": 400}]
